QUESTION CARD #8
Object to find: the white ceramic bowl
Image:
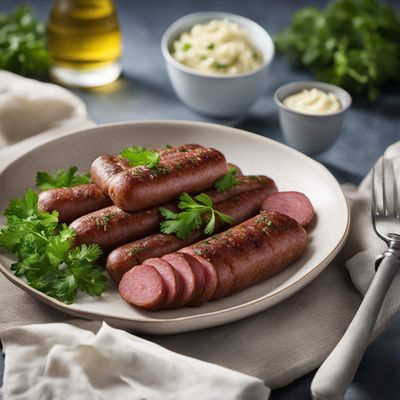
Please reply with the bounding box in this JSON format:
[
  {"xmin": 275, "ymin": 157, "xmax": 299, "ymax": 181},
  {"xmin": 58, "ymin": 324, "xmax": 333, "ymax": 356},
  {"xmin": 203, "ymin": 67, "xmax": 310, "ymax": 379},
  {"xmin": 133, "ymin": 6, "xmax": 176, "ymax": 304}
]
[
  {"xmin": 274, "ymin": 81, "xmax": 352, "ymax": 155},
  {"xmin": 161, "ymin": 12, "xmax": 275, "ymax": 118}
]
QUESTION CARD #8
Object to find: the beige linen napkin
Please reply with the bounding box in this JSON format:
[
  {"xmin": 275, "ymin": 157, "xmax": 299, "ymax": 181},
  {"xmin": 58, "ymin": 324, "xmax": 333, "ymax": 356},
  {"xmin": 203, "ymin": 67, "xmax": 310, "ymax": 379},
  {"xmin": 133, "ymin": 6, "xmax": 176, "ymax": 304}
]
[{"xmin": 1, "ymin": 72, "xmax": 400, "ymax": 398}]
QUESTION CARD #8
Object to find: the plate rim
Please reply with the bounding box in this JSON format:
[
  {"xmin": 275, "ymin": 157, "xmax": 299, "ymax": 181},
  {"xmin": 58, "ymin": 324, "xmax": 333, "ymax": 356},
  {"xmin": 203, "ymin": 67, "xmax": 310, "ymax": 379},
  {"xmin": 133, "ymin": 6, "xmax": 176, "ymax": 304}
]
[{"xmin": 0, "ymin": 120, "xmax": 350, "ymax": 329}]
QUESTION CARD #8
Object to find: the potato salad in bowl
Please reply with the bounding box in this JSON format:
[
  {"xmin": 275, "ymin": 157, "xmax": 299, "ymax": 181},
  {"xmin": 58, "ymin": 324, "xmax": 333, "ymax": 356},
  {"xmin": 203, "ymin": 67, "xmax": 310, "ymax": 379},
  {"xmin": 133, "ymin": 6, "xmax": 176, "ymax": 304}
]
[{"xmin": 172, "ymin": 19, "xmax": 263, "ymax": 76}]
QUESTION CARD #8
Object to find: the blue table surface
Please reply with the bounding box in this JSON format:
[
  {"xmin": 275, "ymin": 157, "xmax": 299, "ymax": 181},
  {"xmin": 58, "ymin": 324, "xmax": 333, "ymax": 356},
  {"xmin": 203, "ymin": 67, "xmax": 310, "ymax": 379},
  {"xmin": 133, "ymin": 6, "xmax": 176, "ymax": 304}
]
[{"xmin": 1, "ymin": 0, "xmax": 400, "ymax": 399}]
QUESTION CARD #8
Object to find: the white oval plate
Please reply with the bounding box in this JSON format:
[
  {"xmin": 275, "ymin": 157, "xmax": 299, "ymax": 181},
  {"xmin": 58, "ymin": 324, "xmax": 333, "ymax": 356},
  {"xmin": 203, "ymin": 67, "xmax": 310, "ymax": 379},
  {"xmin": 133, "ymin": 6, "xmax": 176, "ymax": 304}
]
[{"xmin": 0, "ymin": 121, "xmax": 349, "ymax": 334}]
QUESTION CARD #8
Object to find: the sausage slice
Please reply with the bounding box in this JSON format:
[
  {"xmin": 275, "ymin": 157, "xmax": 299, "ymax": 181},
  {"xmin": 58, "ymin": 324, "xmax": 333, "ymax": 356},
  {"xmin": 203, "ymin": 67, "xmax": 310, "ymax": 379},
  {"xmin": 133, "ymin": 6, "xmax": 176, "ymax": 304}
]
[
  {"xmin": 161, "ymin": 253, "xmax": 201, "ymax": 307},
  {"xmin": 119, "ymin": 264, "xmax": 166, "ymax": 310},
  {"xmin": 179, "ymin": 252, "xmax": 218, "ymax": 306},
  {"xmin": 144, "ymin": 258, "xmax": 183, "ymax": 308},
  {"xmin": 261, "ymin": 191, "xmax": 314, "ymax": 226}
]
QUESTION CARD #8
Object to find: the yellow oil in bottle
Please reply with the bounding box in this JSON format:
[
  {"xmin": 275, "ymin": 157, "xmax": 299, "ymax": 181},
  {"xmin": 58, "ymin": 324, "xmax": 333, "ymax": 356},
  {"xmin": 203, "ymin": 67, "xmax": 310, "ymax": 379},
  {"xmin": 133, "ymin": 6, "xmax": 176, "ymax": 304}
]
[{"xmin": 48, "ymin": 0, "xmax": 122, "ymax": 87}]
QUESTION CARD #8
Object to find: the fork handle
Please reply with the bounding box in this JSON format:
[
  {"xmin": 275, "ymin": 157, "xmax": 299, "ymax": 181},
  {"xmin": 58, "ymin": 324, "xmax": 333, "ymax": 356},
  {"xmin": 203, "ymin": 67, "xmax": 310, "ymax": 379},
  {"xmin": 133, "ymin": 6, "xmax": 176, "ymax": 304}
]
[{"xmin": 311, "ymin": 245, "xmax": 400, "ymax": 400}]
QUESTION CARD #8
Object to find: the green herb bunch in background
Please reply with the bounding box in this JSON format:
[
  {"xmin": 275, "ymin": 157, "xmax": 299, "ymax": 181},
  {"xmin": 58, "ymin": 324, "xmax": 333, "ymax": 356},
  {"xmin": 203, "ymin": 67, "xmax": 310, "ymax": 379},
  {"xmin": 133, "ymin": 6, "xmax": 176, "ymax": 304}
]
[
  {"xmin": 0, "ymin": 5, "xmax": 50, "ymax": 77},
  {"xmin": 275, "ymin": 0, "xmax": 400, "ymax": 100}
]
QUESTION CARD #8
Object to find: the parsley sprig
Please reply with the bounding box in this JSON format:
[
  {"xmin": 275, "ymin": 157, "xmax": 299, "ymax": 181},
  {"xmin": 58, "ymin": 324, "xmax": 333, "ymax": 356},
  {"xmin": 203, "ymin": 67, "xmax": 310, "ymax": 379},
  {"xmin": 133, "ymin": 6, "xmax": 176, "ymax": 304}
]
[
  {"xmin": 275, "ymin": 0, "xmax": 400, "ymax": 100},
  {"xmin": 0, "ymin": 5, "xmax": 50, "ymax": 77},
  {"xmin": 159, "ymin": 193, "xmax": 234, "ymax": 240},
  {"xmin": 214, "ymin": 167, "xmax": 239, "ymax": 193},
  {"xmin": 120, "ymin": 146, "xmax": 160, "ymax": 169},
  {"xmin": 0, "ymin": 190, "xmax": 107, "ymax": 304},
  {"xmin": 36, "ymin": 166, "xmax": 90, "ymax": 191}
]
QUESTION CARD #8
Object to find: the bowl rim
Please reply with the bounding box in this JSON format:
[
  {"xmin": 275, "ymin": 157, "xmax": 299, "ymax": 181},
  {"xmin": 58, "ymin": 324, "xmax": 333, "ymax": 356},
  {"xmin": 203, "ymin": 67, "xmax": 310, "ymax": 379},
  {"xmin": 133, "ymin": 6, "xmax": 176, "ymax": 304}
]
[
  {"xmin": 161, "ymin": 11, "xmax": 275, "ymax": 79},
  {"xmin": 274, "ymin": 81, "xmax": 352, "ymax": 118}
]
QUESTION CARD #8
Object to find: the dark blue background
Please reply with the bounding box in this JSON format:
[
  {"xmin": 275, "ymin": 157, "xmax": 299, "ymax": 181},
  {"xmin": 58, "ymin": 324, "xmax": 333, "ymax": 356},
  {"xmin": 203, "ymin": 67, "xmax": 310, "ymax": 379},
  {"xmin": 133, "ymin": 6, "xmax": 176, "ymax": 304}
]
[{"xmin": 1, "ymin": 1, "xmax": 400, "ymax": 399}]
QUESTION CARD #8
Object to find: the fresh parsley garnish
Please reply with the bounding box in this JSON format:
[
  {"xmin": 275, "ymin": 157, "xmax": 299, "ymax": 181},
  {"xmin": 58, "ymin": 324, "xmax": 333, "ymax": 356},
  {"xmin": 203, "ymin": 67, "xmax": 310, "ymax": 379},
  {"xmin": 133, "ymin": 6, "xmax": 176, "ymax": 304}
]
[
  {"xmin": 120, "ymin": 146, "xmax": 160, "ymax": 169},
  {"xmin": 275, "ymin": 0, "xmax": 400, "ymax": 100},
  {"xmin": 159, "ymin": 192, "xmax": 234, "ymax": 240},
  {"xmin": 0, "ymin": 189, "xmax": 107, "ymax": 304},
  {"xmin": 36, "ymin": 166, "xmax": 90, "ymax": 191},
  {"xmin": 0, "ymin": 5, "xmax": 50, "ymax": 77},
  {"xmin": 214, "ymin": 167, "xmax": 239, "ymax": 193}
]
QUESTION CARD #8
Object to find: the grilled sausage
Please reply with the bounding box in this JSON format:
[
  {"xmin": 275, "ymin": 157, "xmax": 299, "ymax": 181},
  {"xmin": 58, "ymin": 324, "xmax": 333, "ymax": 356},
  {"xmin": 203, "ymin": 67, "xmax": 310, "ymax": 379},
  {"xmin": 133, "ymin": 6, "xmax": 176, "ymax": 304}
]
[
  {"xmin": 71, "ymin": 175, "xmax": 276, "ymax": 252},
  {"xmin": 90, "ymin": 144, "xmax": 203, "ymax": 194},
  {"xmin": 186, "ymin": 211, "xmax": 308, "ymax": 295},
  {"xmin": 108, "ymin": 147, "xmax": 228, "ymax": 212},
  {"xmin": 70, "ymin": 204, "xmax": 169, "ymax": 251},
  {"xmin": 106, "ymin": 183, "xmax": 276, "ymax": 283},
  {"xmin": 38, "ymin": 184, "xmax": 112, "ymax": 223},
  {"xmin": 119, "ymin": 211, "xmax": 308, "ymax": 309},
  {"xmin": 90, "ymin": 155, "xmax": 130, "ymax": 194}
]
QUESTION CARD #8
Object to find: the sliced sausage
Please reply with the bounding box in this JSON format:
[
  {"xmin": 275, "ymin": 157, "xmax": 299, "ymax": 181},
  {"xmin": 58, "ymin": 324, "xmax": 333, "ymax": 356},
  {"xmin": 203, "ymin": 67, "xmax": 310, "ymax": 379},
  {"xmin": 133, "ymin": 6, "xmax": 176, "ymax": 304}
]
[
  {"xmin": 180, "ymin": 247, "xmax": 234, "ymax": 299},
  {"xmin": 106, "ymin": 184, "xmax": 274, "ymax": 283},
  {"xmin": 185, "ymin": 255, "xmax": 206, "ymax": 306},
  {"xmin": 108, "ymin": 147, "xmax": 228, "ymax": 212},
  {"xmin": 38, "ymin": 183, "xmax": 112, "ymax": 223},
  {"xmin": 106, "ymin": 232, "xmax": 201, "ymax": 283},
  {"xmin": 119, "ymin": 212, "xmax": 308, "ymax": 309},
  {"xmin": 144, "ymin": 258, "xmax": 183, "ymax": 308},
  {"xmin": 189, "ymin": 211, "xmax": 308, "ymax": 295},
  {"xmin": 178, "ymin": 252, "xmax": 218, "ymax": 306},
  {"xmin": 261, "ymin": 191, "xmax": 314, "ymax": 226},
  {"xmin": 119, "ymin": 264, "xmax": 166, "ymax": 310},
  {"xmin": 161, "ymin": 253, "xmax": 201, "ymax": 307}
]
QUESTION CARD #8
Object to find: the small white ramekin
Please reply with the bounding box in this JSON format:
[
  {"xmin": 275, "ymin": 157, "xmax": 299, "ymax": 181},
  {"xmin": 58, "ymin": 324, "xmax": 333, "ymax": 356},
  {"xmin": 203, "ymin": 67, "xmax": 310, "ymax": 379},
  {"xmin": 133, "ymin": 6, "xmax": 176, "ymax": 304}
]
[
  {"xmin": 161, "ymin": 12, "xmax": 275, "ymax": 118},
  {"xmin": 274, "ymin": 81, "xmax": 352, "ymax": 155}
]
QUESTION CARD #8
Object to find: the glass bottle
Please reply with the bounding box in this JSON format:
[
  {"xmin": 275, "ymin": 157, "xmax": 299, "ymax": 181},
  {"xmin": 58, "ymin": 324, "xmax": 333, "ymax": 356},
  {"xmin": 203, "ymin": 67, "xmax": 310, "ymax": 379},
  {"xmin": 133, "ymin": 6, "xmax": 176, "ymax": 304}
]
[{"xmin": 48, "ymin": 0, "xmax": 122, "ymax": 87}]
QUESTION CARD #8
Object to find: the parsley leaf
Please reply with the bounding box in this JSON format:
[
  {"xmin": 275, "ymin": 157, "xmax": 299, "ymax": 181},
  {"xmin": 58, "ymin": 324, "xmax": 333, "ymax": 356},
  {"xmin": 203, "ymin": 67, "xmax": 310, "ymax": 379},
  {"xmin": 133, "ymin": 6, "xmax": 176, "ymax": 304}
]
[
  {"xmin": 120, "ymin": 146, "xmax": 160, "ymax": 169},
  {"xmin": 160, "ymin": 192, "xmax": 234, "ymax": 240},
  {"xmin": 0, "ymin": 190, "xmax": 107, "ymax": 304},
  {"xmin": 36, "ymin": 166, "xmax": 90, "ymax": 191},
  {"xmin": 214, "ymin": 167, "xmax": 239, "ymax": 193}
]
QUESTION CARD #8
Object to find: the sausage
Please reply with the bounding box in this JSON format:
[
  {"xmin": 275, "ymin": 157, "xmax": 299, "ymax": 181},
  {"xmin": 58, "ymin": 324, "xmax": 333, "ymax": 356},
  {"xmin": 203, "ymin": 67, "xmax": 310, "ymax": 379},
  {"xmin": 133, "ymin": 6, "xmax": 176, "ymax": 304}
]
[
  {"xmin": 186, "ymin": 211, "xmax": 308, "ymax": 295},
  {"xmin": 119, "ymin": 211, "xmax": 308, "ymax": 309},
  {"xmin": 71, "ymin": 174, "xmax": 276, "ymax": 252},
  {"xmin": 204, "ymin": 175, "xmax": 277, "ymax": 205},
  {"xmin": 119, "ymin": 264, "xmax": 166, "ymax": 310},
  {"xmin": 38, "ymin": 184, "xmax": 112, "ymax": 223},
  {"xmin": 106, "ymin": 183, "xmax": 275, "ymax": 283},
  {"xmin": 90, "ymin": 144, "xmax": 204, "ymax": 195},
  {"xmin": 261, "ymin": 191, "xmax": 315, "ymax": 226},
  {"xmin": 70, "ymin": 204, "xmax": 169, "ymax": 251},
  {"xmin": 108, "ymin": 147, "xmax": 228, "ymax": 212},
  {"xmin": 90, "ymin": 155, "xmax": 130, "ymax": 194}
]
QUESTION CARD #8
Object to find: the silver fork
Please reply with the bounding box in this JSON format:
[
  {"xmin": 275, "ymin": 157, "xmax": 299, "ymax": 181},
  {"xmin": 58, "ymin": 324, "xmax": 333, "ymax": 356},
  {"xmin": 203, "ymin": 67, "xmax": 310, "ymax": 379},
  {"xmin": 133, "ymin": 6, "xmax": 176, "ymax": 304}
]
[{"xmin": 311, "ymin": 158, "xmax": 400, "ymax": 400}]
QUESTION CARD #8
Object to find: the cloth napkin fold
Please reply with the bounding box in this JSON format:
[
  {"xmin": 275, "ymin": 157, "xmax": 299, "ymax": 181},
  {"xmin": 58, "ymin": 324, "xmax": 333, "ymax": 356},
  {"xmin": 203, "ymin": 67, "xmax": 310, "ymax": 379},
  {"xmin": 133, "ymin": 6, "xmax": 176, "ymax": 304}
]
[
  {"xmin": 1, "ymin": 321, "xmax": 269, "ymax": 400},
  {"xmin": 1, "ymin": 72, "xmax": 400, "ymax": 399}
]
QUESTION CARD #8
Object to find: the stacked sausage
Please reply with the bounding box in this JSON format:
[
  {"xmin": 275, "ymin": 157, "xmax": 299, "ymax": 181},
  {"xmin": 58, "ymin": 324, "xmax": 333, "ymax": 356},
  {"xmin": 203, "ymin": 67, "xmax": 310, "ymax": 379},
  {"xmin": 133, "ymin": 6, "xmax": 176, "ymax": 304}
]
[{"xmin": 38, "ymin": 143, "xmax": 314, "ymax": 311}]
